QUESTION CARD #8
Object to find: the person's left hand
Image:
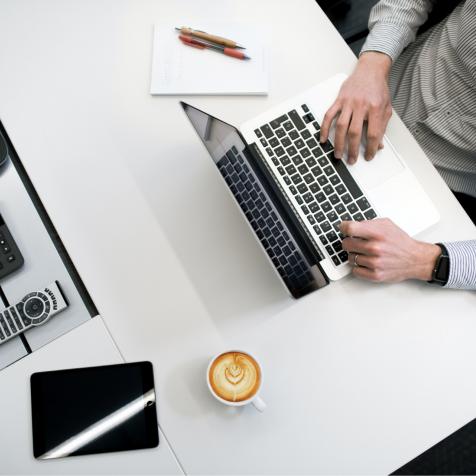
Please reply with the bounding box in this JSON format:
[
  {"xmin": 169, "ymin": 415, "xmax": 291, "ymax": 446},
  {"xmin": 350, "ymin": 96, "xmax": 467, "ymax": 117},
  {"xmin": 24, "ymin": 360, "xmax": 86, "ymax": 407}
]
[{"xmin": 340, "ymin": 218, "xmax": 441, "ymax": 283}]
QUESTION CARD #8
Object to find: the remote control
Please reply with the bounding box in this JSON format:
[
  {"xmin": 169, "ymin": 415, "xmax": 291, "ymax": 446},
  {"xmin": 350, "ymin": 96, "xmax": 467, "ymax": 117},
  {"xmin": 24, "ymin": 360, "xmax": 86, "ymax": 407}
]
[
  {"xmin": 0, "ymin": 213, "xmax": 24, "ymax": 280},
  {"xmin": 0, "ymin": 281, "xmax": 68, "ymax": 345}
]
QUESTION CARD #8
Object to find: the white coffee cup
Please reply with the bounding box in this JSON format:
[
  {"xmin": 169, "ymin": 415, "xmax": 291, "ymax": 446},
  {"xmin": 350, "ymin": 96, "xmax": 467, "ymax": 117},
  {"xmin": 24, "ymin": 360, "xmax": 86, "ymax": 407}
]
[{"xmin": 206, "ymin": 350, "xmax": 266, "ymax": 412}]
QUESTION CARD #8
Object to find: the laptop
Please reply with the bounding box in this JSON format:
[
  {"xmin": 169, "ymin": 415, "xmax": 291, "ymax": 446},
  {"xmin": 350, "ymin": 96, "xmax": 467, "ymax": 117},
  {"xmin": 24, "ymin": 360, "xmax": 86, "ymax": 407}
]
[{"xmin": 181, "ymin": 73, "xmax": 439, "ymax": 298}]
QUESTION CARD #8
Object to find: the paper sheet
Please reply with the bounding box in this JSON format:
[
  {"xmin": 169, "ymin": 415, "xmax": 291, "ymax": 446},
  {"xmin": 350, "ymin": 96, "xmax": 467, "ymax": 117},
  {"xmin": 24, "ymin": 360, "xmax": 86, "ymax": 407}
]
[{"xmin": 150, "ymin": 23, "xmax": 268, "ymax": 95}]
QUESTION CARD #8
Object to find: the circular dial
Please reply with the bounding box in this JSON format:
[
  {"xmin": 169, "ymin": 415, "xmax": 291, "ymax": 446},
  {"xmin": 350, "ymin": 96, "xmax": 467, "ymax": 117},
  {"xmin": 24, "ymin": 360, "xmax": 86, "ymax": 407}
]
[{"xmin": 24, "ymin": 297, "xmax": 45, "ymax": 319}]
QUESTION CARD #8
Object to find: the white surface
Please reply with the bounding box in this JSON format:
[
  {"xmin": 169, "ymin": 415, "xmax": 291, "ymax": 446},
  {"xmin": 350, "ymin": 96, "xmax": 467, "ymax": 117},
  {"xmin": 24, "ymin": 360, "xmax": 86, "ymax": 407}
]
[
  {"xmin": 151, "ymin": 23, "xmax": 268, "ymax": 95},
  {"xmin": 0, "ymin": 0, "xmax": 475, "ymax": 474},
  {"xmin": 0, "ymin": 317, "xmax": 183, "ymax": 474}
]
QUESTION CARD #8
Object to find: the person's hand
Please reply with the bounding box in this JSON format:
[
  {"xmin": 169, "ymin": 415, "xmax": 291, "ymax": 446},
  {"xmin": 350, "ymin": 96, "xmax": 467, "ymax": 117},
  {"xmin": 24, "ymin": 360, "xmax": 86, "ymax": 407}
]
[
  {"xmin": 320, "ymin": 51, "xmax": 393, "ymax": 164},
  {"xmin": 340, "ymin": 218, "xmax": 442, "ymax": 283}
]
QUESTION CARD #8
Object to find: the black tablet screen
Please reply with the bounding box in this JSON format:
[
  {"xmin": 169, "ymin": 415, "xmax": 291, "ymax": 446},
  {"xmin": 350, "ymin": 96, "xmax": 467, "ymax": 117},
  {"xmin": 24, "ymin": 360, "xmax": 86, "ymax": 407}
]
[{"xmin": 30, "ymin": 361, "xmax": 159, "ymax": 459}]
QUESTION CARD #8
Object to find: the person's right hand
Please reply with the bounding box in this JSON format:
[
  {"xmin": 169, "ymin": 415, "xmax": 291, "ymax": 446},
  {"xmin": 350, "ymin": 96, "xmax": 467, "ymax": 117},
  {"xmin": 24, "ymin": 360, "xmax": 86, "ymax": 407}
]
[{"xmin": 320, "ymin": 51, "xmax": 393, "ymax": 165}]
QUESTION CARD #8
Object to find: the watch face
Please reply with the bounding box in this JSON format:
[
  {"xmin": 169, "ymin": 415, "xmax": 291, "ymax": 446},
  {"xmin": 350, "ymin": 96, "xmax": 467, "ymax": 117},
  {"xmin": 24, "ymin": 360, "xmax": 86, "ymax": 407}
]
[{"xmin": 436, "ymin": 256, "xmax": 450, "ymax": 283}]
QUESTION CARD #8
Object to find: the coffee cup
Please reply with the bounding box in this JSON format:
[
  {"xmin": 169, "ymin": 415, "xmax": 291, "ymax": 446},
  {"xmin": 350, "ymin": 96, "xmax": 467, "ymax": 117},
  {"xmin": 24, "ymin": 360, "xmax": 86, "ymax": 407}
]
[{"xmin": 207, "ymin": 350, "xmax": 266, "ymax": 412}]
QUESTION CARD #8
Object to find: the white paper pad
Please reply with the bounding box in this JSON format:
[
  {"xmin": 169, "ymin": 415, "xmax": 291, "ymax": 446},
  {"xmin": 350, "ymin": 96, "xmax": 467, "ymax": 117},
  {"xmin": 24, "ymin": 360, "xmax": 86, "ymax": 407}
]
[{"xmin": 150, "ymin": 24, "xmax": 268, "ymax": 95}]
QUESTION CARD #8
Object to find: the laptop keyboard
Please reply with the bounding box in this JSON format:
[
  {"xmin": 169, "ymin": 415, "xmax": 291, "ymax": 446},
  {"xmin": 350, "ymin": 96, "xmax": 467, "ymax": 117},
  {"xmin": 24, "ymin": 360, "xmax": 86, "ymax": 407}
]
[
  {"xmin": 217, "ymin": 146, "xmax": 315, "ymax": 291},
  {"xmin": 254, "ymin": 104, "xmax": 377, "ymax": 267}
]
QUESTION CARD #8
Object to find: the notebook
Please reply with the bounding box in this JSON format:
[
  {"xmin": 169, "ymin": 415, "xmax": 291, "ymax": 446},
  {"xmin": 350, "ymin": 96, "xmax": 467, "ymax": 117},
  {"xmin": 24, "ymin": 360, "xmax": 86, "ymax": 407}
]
[{"xmin": 150, "ymin": 23, "xmax": 268, "ymax": 95}]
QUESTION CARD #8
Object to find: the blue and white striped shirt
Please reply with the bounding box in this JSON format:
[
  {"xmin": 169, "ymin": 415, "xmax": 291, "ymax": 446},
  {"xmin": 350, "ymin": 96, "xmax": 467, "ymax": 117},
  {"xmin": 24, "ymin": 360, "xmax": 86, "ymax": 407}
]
[{"xmin": 361, "ymin": 0, "xmax": 476, "ymax": 290}]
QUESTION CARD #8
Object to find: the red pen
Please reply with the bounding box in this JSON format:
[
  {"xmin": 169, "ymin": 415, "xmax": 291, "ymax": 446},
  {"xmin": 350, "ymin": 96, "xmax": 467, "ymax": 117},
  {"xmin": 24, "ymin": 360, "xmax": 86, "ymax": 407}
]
[{"xmin": 179, "ymin": 35, "xmax": 251, "ymax": 60}]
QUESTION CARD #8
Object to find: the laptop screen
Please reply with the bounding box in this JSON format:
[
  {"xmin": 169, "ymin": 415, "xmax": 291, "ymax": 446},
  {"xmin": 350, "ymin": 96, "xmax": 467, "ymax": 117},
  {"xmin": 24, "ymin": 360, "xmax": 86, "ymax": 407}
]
[{"xmin": 181, "ymin": 102, "xmax": 327, "ymax": 298}]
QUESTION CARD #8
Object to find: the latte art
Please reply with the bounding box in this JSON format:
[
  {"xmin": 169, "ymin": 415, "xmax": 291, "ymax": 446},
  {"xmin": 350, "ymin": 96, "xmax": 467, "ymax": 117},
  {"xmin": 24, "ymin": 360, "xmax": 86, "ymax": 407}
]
[{"xmin": 209, "ymin": 352, "xmax": 261, "ymax": 402}]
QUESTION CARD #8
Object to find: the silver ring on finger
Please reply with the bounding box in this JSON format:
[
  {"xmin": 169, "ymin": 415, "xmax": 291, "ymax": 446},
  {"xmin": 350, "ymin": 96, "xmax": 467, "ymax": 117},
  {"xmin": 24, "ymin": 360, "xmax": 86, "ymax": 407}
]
[{"xmin": 353, "ymin": 253, "xmax": 359, "ymax": 267}]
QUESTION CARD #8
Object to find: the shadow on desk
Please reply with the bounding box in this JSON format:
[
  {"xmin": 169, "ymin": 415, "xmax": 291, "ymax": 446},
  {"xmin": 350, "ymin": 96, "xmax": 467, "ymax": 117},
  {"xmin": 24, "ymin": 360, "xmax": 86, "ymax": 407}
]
[{"xmin": 128, "ymin": 143, "xmax": 294, "ymax": 329}]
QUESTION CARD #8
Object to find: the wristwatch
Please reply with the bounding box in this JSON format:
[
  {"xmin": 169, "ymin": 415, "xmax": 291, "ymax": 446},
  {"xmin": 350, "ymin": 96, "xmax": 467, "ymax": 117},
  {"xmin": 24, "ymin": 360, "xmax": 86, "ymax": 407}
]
[{"xmin": 429, "ymin": 243, "xmax": 450, "ymax": 286}]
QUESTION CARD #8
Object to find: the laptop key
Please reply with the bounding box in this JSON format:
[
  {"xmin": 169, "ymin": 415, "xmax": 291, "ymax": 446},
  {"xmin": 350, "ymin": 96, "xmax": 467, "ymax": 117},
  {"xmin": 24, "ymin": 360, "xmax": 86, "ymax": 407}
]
[
  {"xmin": 289, "ymin": 185, "xmax": 298, "ymax": 195},
  {"xmin": 328, "ymin": 152, "xmax": 364, "ymax": 199},
  {"xmin": 304, "ymin": 174, "xmax": 314, "ymax": 184},
  {"xmin": 335, "ymin": 184, "xmax": 346, "ymax": 195},
  {"xmin": 335, "ymin": 203, "xmax": 346, "ymax": 214},
  {"xmin": 301, "ymin": 205, "xmax": 310, "ymax": 215},
  {"xmin": 326, "ymin": 245, "xmax": 333, "ymax": 255},
  {"xmin": 312, "ymin": 147, "xmax": 323, "ymax": 158},
  {"xmin": 315, "ymin": 192, "xmax": 325, "ymax": 203},
  {"xmin": 301, "ymin": 129, "xmax": 311, "ymax": 140},
  {"xmin": 341, "ymin": 193, "xmax": 352, "ymax": 204},
  {"xmin": 286, "ymin": 164, "xmax": 297, "ymax": 175},
  {"xmin": 289, "ymin": 110, "xmax": 306, "ymax": 131},
  {"xmin": 303, "ymin": 193, "xmax": 314, "ymax": 203},
  {"xmin": 289, "ymin": 130, "xmax": 299, "ymax": 140},
  {"xmin": 297, "ymin": 183, "xmax": 308, "ymax": 194},
  {"xmin": 292, "ymin": 155, "xmax": 303, "ymax": 166},
  {"xmin": 353, "ymin": 212, "xmax": 364, "ymax": 221},
  {"xmin": 286, "ymin": 145, "xmax": 297, "ymax": 156},
  {"xmin": 305, "ymin": 157, "xmax": 317, "ymax": 168},
  {"xmin": 324, "ymin": 166, "xmax": 334, "ymax": 176},
  {"xmin": 280, "ymin": 156, "xmax": 291, "ymax": 166},
  {"xmin": 319, "ymin": 235, "xmax": 327, "ymax": 245},
  {"xmin": 327, "ymin": 211, "xmax": 338, "ymax": 222},
  {"xmin": 298, "ymin": 164, "xmax": 309, "ymax": 174},
  {"xmin": 329, "ymin": 194, "xmax": 340, "ymax": 205},
  {"xmin": 260, "ymin": 124, "xmax": 274, "ymax": 138},
  {"xmin": 301, "ymin": 148, "xmax": 311, "ymax": 158},
  {"xmin": 332, "ymin": 256, "xmax": 340, "ymax": 266},
  {"xmin": 291, "ymin": 174, "xmax": 302, "ymax": 184},
  {"xmin": 283, "ymin": 121, "xmax": 293, "ymax": 131},
  {"xmin": 364, "ymin": 209, "xmax": 377, "ymax": 220},
  {"xmin": 270, "ymin": 114, "xmax": 288, "ymax": 129},
  {"xmin": 323, "ymin": 185, "xmax": 333, "ymax": 195},
  {"xmin": 338, "ymin": 251, "xmax": 348, "ymax": 263},
  {"xmin": 311, "ymin": 166, "xmax": 322, "ymax": 177},
  {"xmin": 281, "ymin": 137, "xmax": 291, "ymax": 147},
  {"xmin": 255, "ymin": 129, "xmax": 262, "ymax": 137},
  {"xmin": 276, "ymin": 128, "xmax": 285, "ymax": 138},
  {"xmin": 309, "ymin": 183, "xmax": 320, "ymax": 193},
  {"xmin": 309, "ymin": 202, "xmax": 319, "ymax": 213},
  {"xmin": 357, "ymin": 197, "xmax": 371, "ymax": 211},
  {"xmin": 275, "ymin": 146, "xmax": 285, "ymax": 157},
  {"xmin": 269, "ymin": 137, "xmax": 279, "ymax": 147},
  {"xmin": 341, "ymin": 213, "xmax": 352, "ymax": 221},
  {"xmin": 330, "ymin": 175, "xmax": 340, "ymax": 186},
  {"xmin": 321, "ymin": 221, "xmax": 331, "ymax": 232},
  {"xmin": 326, "ymin": 231, "xmax": 338, "ymax": 242},
  {"xmin": 318, "ymin": 157, "xmax": 328, "ymax": 167},
  {"xmin": 317, "ymin": 175, "xmax": 328, "ymax": 186},
  {"xmin": 315, "ymin": 211, "xmax": 325, "ymax": 223},
  {"xmin": 321, "ymin": 201, "xmax": 331, "ymax": 212},
  {"xmin": 295, "ymin": 138, "xmax": 305, "ymax": 149},
  {"xmin": 347, "ymin": 202, "xmax": 358, "ymax": 214}
]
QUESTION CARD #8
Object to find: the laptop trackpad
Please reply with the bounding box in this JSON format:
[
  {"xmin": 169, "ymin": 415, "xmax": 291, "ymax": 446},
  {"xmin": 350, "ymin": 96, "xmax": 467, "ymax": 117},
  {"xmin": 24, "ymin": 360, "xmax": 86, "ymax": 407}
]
[{"xmin": 345, "ymin": 138, "xmax": 405, "ymax": 191}]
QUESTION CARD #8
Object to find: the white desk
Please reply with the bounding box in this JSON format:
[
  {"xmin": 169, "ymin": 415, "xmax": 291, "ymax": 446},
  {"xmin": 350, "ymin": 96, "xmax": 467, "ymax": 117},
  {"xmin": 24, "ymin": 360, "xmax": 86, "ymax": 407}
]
[{"xmin": 0, "ymin": 0, "xmax": 475, "ymax": 474}]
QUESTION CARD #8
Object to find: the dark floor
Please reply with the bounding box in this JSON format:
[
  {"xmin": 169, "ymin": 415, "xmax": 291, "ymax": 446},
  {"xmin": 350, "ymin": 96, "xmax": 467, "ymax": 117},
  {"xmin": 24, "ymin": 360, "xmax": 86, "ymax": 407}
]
[{"xmin": 316, "ymin": 0, "xmax": 378, "ymax": 55}]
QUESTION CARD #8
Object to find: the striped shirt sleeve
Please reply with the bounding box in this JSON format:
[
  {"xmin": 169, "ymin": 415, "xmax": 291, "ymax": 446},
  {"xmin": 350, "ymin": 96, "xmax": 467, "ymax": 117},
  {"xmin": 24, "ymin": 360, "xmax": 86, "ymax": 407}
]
[
  {"xmin": 360, "ymin": 0, "xmax": 436, "ymax": 62},
  {"xmin": 442, "ymin": 241, "xmax": 476, "ymax": 290}
]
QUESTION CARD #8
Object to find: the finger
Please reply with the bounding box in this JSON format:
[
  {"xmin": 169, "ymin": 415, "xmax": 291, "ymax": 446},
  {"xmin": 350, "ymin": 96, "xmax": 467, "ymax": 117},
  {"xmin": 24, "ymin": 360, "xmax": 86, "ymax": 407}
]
[
  {"xmin": 347, "ymin": 252, "xmax": 376, "ymax": 269},
  {"xmin": 320, "ymin": 100, "xmax": 341, "ymax": 144},
  {"xmin": 333, "ymin": 107, "xmax": 352, "ymax": 159},
  {"xmin": 340, "ymin": 220, "xmax": 382, "ymax": 240},
  {"xmin": 347, "ymin": 111, "xmax": 365, "ymax": 165},
  {"xmin": 342, "ymin": 237, "xmax": 374, "ymax": 255},
  {"xmin": 352, "ymin": 265, "xmax": 382, "ymax": 282},
  {"xmin": 365, "ymin": 110, "xmax": 385, "ymax": 160}
]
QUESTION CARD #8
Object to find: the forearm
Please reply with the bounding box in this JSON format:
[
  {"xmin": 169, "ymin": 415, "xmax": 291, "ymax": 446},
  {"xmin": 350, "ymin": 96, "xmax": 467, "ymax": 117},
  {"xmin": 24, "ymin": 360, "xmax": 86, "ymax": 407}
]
[
  {"xmin": 360, "ymin": 0, "xmax": 436, "ymax": 62},
  {"xmin": 442, "ymin": 241, "xmax": 476, "ymax": 290}
]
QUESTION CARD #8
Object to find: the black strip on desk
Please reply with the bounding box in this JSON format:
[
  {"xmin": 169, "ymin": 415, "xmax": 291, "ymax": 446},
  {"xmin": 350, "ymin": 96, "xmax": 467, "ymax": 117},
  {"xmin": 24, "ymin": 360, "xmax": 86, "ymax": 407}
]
[
  {"xmin": 0, "ymin": 120, "xmax": 99, "ymax": 319},
  {"xmin": 392, "ymin": 418, "xmax": 476, "ymax": 475}
]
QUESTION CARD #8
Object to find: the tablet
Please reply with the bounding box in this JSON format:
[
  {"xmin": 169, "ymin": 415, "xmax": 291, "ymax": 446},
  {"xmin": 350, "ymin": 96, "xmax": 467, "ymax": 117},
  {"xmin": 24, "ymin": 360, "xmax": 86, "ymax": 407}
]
[{"xmin": 30, "ymin": 361, "xmax": 159, "ymax": 459}]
